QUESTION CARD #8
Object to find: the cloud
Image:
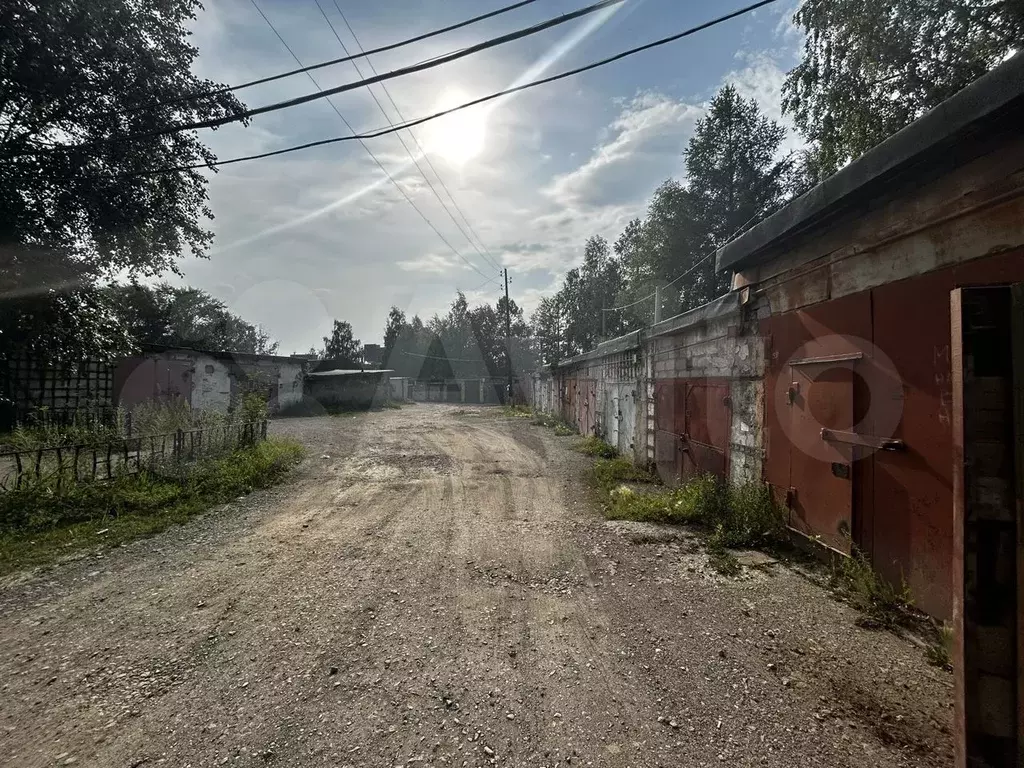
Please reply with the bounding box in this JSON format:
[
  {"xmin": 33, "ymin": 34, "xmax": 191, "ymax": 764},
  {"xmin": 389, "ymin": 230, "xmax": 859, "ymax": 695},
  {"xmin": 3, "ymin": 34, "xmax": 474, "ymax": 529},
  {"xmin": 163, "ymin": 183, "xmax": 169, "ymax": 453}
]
[
  {"xmin": 772, "ymin": 0, "xmax": 806, "ymax": 48},
  {"xmin": 543, "ymin": 93, "xmax": 700, "ymax": 209},
  {"xmin": 396, "ymin": 253, "xmax": 471, "ymax": 275},
  {"xmin": 724, "ymin": 51, "xmax": 806, "ymax": 159},
  {"xmin": 173, "ymin": 0, "xmax": 815, "ymax": 352}
]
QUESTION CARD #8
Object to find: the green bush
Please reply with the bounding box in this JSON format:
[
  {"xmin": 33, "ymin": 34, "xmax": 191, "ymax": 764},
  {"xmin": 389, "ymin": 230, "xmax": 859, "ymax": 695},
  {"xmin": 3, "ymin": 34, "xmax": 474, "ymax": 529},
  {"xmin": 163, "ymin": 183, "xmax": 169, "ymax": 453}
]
[
  {"xmin": 576, "ymin": 435, "xmax": 617, "ymax": 458},
  {"xmin": 238, "ymin": 391, "xmax": 270, "ymax": 422},
  {"xmin": 719, "ymin": 481, "xmax": 787, "ymax": 548},
  {"xmin": 671, "ymin": 473, "xmax": 727, "ymax": 524}
]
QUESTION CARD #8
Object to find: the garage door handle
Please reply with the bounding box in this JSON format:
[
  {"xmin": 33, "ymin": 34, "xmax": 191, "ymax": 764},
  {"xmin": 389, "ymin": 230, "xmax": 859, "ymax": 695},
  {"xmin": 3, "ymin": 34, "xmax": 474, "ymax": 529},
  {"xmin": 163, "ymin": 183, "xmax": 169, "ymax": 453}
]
[{"xmin": 820, "ymin": 428, "xmax": 904, "ymax": 451}]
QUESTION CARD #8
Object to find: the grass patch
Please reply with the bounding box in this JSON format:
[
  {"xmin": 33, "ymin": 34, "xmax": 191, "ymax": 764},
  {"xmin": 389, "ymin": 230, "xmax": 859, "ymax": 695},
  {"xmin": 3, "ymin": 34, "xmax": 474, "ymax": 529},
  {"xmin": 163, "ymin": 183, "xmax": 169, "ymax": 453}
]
[
  {"xmin": 590, "ymin": 462, "xmax": 787, "ymax": 576},
  {"xmin": 530, "ymin": 412, "xmax": 558, "ymax": 427},
  {"xmin": 529, "ymin": 411, "xmax": 576, "ymax": 435},
  {"xmin": 575, "ymin": 435, "xmax": 617, "ymax": 458},
  {"xmin": 830, "ymin": 547, "xmax": 915, "ymax": 630},
  {"xmin": 502, "ymin": 405, "xmax": 533, "ymax": 418},
  {"xmin": 590, "ymin": 457, "xmax": 658, "ymax": 492},
  {"xmin": 0, "ymin": 438, "xmax": 305, "ymax": 574}
]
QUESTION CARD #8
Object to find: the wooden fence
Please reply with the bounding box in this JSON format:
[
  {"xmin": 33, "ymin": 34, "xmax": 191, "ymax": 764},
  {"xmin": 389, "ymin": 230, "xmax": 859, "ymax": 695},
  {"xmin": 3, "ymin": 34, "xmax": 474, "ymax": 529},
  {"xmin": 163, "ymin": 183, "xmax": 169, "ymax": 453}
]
[{"xmin": 0, "ymin": 420, "xmax": 268, "ymax": 491}]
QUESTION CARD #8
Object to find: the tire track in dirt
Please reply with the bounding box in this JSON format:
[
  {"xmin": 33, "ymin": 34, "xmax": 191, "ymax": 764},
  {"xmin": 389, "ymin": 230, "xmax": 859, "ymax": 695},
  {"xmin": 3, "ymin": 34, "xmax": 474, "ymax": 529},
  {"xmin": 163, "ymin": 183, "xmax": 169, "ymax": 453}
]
[{"xmin": 0, "ymin": 405, "xmax": 952, "ymax": 767}]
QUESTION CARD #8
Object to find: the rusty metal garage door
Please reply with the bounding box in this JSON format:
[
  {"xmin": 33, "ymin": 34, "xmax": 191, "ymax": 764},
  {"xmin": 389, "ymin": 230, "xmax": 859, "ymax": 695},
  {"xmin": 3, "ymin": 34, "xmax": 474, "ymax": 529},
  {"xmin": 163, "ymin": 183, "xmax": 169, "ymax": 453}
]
[
  {"xmin": 653, "ymin": 378, "xmax": 731, "ymax": 484},
  {"xmin": 786, "ymin": 354, "xmax": 856, "ymax": 554}
]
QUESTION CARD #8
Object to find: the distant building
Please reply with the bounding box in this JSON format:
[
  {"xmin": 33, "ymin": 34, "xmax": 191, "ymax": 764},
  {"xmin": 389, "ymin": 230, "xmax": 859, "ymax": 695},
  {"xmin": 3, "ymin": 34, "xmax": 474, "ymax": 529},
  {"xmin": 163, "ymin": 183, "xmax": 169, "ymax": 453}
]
[
  {"xmin": 361, "ymin": 344, "xmax": 384, "ymax": 366},
  {"xmin": 115, "ymin": 346, "xmax": 308, "ymax": 416},
  {"xmin": 305, "ymin": 368, "xmax": 392, "ymax": 410}
]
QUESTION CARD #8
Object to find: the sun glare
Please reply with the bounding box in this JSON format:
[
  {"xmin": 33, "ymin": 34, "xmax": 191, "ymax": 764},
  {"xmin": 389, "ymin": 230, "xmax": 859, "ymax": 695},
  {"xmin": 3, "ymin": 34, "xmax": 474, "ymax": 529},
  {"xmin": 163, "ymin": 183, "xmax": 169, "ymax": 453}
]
[{"xmin": 426, "ymin": 88, "xmax": 487, "ymax": 166}]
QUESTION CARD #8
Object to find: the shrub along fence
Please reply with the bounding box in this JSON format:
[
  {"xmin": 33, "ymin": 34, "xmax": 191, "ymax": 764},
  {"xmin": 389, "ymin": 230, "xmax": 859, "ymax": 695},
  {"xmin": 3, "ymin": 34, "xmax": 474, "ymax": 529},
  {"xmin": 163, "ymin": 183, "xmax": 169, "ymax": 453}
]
[{"xmin": 0, "ymin": 420, "xmax": 268, "ymax": 491}]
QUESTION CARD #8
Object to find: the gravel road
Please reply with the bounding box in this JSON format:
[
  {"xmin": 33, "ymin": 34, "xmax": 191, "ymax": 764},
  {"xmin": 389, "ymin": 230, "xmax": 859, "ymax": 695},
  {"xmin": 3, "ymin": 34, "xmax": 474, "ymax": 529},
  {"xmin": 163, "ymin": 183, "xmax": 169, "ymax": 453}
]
[{"xmin": 0, "ymin": 404, "xmax": 952, "ymax": 767}]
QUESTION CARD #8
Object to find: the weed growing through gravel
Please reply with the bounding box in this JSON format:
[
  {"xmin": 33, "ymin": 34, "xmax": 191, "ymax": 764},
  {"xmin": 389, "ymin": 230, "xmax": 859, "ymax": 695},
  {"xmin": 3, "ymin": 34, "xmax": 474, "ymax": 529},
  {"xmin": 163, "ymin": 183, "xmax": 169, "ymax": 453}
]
[
  {"xmin": 590, "ymin": 461, "xmax": 786, "ymax": 575},
  {"xmin": 925, "ymin": 624, "xmax": 953, "ymax": 670},
  {"xmin": 575, "ymin": 435, "xmax": 618, "ymax": 458},
  {"xmin": 502, "ymin": 405, "xmax": 533, "ymax": 418},
  {"xmin": 830, "ymin": 547, "xmax": 915, "ymax": 630},
  {"xmin": 0, "ymin": 438, "xmax": 305, "ymax": 573}
]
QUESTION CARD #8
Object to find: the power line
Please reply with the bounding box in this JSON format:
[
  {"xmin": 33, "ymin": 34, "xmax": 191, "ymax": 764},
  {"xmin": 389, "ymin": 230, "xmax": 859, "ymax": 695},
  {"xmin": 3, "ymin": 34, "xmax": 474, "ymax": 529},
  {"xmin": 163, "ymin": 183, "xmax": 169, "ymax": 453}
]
[
  {"xmin": 602, "ymin": 212, "xmax": 765, "ymax": 314},
  {"xmin": 316, "ymin": 0, "xmax": 502, "ymax": 273},
  {"xmin": 117, "ymin": 0, "xmax": 543, "ymax": 116},
  {"xmin": 69, "ymin": 0, "xmax": 628, "ymax": 148},
  {"xmin": 332, "ymin": 0, "xmax": 501, "ymax": 270},
  {"xmin": 126, "ymin": 0, "xmax": 782, "ymax": 175},
  {"xmin": 460, "ymin": 275, "xmax": 503, "ymax": 294},
  {"xmin": 249, "ymin": 0, "xmax": 498, "ymax": 286}
]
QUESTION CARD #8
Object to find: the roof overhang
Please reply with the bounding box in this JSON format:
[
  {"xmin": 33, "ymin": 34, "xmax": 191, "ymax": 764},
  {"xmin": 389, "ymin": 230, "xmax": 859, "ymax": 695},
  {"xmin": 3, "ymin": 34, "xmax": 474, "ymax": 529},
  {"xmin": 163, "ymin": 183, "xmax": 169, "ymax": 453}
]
[{"xmin": 715, "ymin": 53, "xmax": 1024, "ymax": 274}]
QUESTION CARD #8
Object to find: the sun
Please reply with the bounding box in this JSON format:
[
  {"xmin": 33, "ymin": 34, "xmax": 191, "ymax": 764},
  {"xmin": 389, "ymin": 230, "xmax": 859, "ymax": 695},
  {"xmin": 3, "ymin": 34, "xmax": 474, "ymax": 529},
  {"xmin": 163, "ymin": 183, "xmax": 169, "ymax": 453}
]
[{"xmin": 425, "ymin": 88, "xmax": 487, "ymax": 166}]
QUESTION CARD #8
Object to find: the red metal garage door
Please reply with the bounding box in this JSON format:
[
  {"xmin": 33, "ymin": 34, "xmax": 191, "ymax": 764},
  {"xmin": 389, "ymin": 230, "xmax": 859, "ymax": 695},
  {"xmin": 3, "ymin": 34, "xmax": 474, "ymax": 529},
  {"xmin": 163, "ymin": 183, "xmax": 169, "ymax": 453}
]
[
  {"xmin": 653, "ymin": 378, "xmax": 732, "ymax": 484},
  {"xmin": 787, "ymin": 356, "xmax": 855, "ymax": 554},
  {"xmin": 680, "ymin": 380, "xmax": 730, "ymax": 480}
]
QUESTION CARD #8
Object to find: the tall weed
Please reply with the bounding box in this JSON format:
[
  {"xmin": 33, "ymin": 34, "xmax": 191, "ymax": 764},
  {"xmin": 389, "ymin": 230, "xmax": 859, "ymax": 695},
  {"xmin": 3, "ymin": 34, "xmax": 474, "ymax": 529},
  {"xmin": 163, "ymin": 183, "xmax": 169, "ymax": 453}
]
[{"xmin": 0, "ymin": 438, "xmax": 305, "ymax": 572}]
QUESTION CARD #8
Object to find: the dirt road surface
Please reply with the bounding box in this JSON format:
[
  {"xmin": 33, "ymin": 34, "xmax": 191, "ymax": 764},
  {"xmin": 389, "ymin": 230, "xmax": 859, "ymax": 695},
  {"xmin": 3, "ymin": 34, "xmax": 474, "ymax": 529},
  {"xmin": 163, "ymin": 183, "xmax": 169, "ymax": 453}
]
[{"xmin": 0, "ymin": 405, "xmax": 952, "ymax": 767}]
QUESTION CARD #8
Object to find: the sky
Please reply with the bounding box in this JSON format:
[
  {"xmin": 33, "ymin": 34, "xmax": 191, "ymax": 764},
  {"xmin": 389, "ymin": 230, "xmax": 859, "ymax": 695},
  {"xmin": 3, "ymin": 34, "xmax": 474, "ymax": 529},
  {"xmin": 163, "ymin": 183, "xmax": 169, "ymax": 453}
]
[{"xmin": 181, "ymin": 0, "xmax": 804, "ymax": 353}]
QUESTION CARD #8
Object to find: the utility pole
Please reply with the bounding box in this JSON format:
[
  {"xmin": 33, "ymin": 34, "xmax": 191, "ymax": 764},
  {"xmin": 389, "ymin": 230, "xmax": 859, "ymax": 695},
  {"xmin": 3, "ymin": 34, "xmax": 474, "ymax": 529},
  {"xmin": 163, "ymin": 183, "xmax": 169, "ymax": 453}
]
[
  {"xmin": 554, "ymin": 296, "xmax": 561, "ymax": 365},
  {"xmin": 503, "ymin": 268, "xmax": 513, "ymax": 404}
]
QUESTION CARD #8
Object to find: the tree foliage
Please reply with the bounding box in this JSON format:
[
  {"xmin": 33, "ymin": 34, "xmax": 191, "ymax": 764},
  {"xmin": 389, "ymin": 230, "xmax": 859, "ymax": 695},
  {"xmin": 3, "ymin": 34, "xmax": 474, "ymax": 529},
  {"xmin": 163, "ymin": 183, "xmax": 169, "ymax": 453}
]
[
  {"xmin": 0, "ymin": 0, "xmax": 245, "ymax": 362},
  {"xmin": 322, "ymin": 320, "xmax": 361, "ymax": 361},
  {"xmin": 783, "ymin": 0, "xmax": 1024, "ymax": 182},
  {"xmin": 106, "ymin": 283, "xmax": 278, "ymax": 355},
  {"xmin": 534, "ymin": 84, "xmax": 790, "ymax": 361},
  {"xmin": 682, "ymin": 85, "xmax": 790, "ymax": 306},
  {"xmin": 380, "ymin": 295, "xmax": 534, "ymax": 381}
]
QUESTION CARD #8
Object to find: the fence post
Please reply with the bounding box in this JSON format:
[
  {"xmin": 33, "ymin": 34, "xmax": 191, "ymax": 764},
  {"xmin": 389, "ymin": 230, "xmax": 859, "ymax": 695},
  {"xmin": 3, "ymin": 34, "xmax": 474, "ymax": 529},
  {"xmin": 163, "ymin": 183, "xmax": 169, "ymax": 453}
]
[
  {"xmin": 175, "ymin": 429, "xmax": 184, "ymax": 461},
  {"xmin": 261, "ymin": 420, "xmax": 267, "ymax": 441}
]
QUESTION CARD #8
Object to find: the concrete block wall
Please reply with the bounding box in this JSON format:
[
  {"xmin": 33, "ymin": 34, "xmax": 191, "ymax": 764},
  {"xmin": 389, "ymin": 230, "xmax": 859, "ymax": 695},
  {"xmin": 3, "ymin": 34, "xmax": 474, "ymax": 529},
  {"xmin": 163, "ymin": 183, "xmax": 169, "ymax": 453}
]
[
  {"xmin": 544, "ymin": 297, "xmax": 766, "ymax": 482},
  {"xmin": 189, "ymin": 356, "xmax": 305, "ymax": 415},
  {"xmin": 646, "ymin": 299, "xmax": 765, "ymax": 485},
  {"xmin": 727, "ymin": 379, "xmax": 764, "ymax": 485}
]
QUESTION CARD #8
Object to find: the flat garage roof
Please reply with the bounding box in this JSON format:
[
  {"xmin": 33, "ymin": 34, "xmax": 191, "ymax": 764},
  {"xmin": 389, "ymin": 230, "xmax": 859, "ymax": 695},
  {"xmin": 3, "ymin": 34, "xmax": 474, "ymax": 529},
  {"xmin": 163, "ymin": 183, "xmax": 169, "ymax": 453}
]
[{"xmin": 715, "ymin": 53, "xmax": 1024, "ymax": 273}]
